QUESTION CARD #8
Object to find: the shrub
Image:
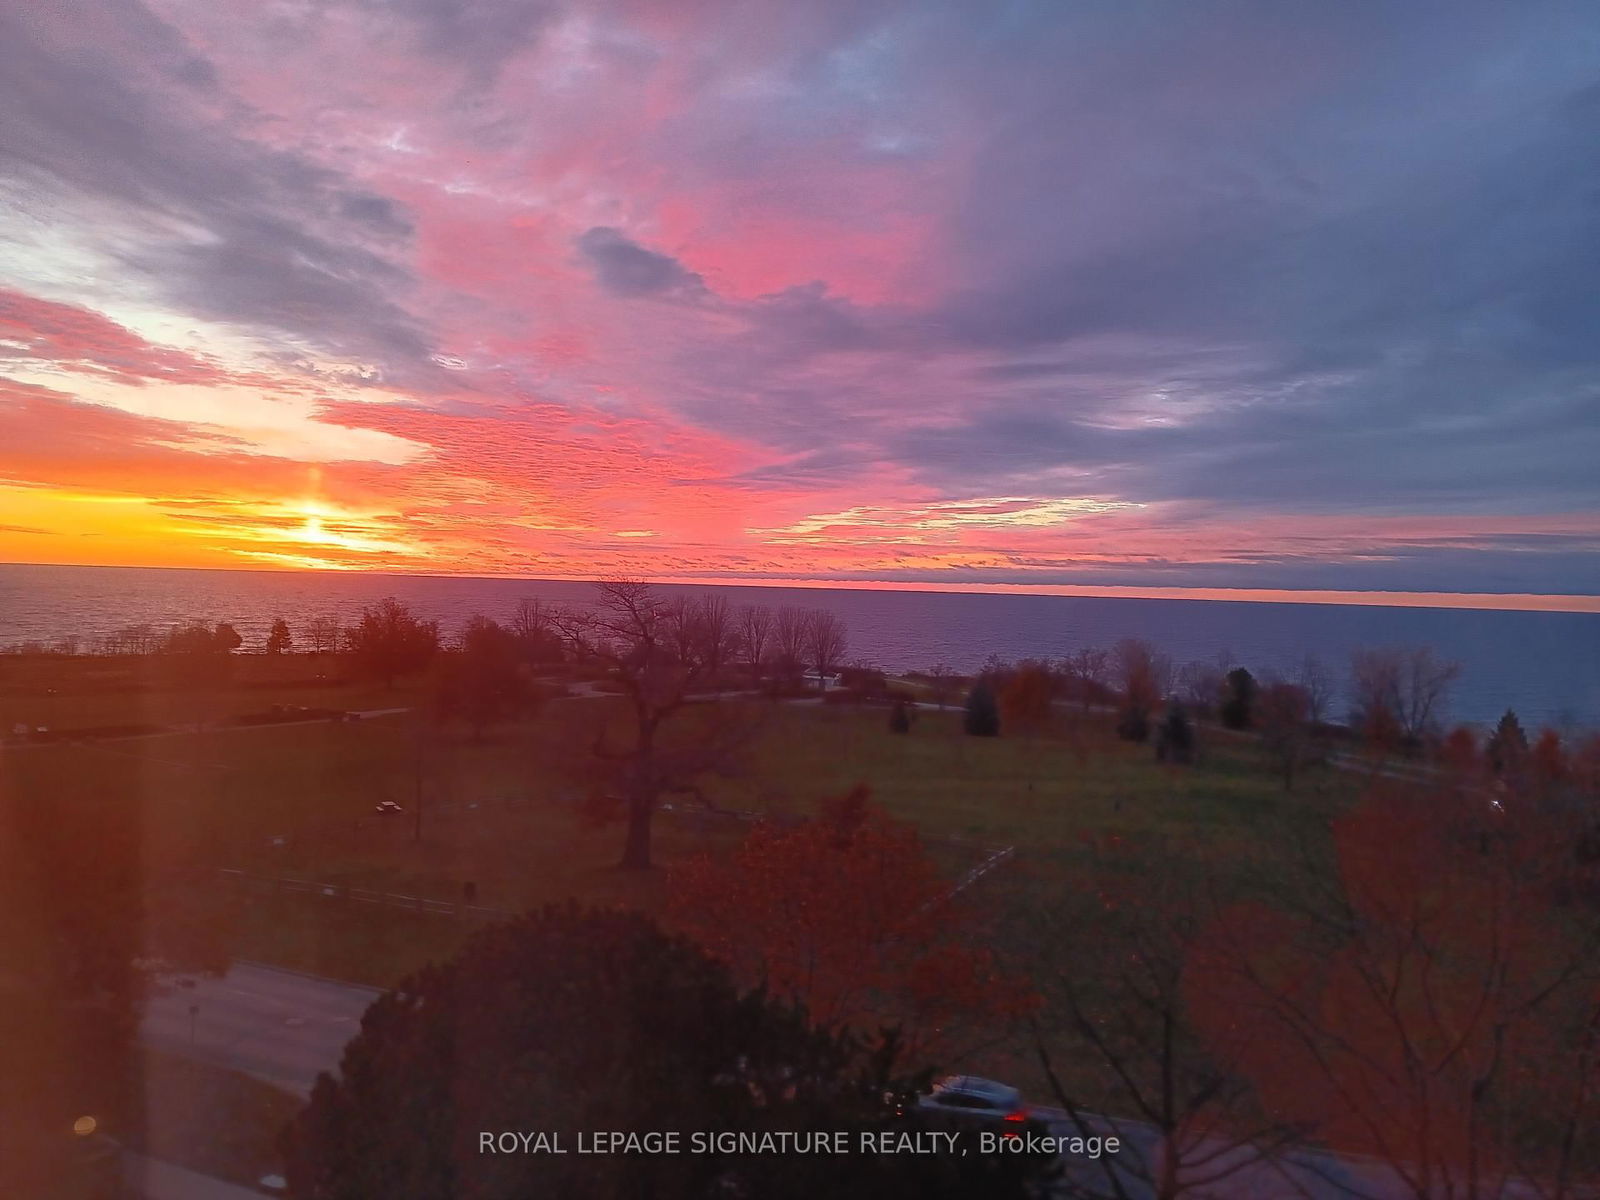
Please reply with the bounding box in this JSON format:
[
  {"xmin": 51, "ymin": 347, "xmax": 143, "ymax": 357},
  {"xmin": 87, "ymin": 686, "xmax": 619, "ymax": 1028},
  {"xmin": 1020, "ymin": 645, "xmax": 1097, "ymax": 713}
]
[
  {"xmin": 889, "ymin": 700, "xmax": 912, "ymax": 734},
  {"xmin": 1219, "ymin": 667, "xmax": 1257, "ymax": 730},
  {"xmin": 1116, "ymin": 705, "xmax": 1151, "ymax": 743},
  {"xmin": 1155, "ymin": 701, "xmax": 1195, "ymax": 764},
  {"xmin": 963, "ymin": 681, "xmax": 1000, "ymax": 737}
]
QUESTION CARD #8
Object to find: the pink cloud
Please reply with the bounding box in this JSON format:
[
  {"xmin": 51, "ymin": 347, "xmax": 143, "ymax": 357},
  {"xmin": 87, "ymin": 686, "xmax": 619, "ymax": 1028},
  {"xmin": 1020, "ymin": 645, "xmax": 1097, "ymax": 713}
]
[{"xmin": 0, "ymin": 289, "xmax": 236, "ymax": 388}]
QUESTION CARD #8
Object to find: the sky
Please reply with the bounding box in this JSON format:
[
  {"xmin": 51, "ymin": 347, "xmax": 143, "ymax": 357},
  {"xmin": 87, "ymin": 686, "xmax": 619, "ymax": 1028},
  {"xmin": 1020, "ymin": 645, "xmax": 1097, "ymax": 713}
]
[{"xmin": 2, "ymin": 0, "xmax": 1599, "ymax": 607}]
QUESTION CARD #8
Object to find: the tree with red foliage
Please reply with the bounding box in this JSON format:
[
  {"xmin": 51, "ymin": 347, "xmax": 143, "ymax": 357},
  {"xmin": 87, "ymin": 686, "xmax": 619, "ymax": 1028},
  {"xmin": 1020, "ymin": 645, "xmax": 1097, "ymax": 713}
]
[
  {"xmin": 669, "ymin": 787, "xmax": 1035, "ymax": 1056},
  {"xmin": 1185, "ymin": 785, "xmax": 1600, "ymax": 1197},
  {"xmin": 1573, "ymin": 733, "xmax": 1600, "ymax": 801},
  {"xmin": 1000, "ymin": 661, "xmax": 1056, "ymax": 737},
  {"xmin": 1439, "ymin": 724, "xmax": 1480, "ymax": 780},
  {"xmin": 1531, "ymin": 728, "xmax": 1569, "ymax": 798}
]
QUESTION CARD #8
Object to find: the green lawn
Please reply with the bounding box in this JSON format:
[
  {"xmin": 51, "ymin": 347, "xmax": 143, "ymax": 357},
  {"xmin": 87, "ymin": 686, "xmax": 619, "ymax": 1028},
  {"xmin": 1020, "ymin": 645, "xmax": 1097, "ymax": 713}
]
[
  {"xmin": 6, "ymin": 691, "xmax": 1360, "ymax": 991},
  {"xmin": 134, "ymin": 1049, "xmax": 303, "ymax": 1189},
  {"xmin": 727, "ymin": 702, "xmax": 1358, "ymax": 853},
  {"xmin": 0, "ymin": 650, "xmax": 431, "ymax": 733}
]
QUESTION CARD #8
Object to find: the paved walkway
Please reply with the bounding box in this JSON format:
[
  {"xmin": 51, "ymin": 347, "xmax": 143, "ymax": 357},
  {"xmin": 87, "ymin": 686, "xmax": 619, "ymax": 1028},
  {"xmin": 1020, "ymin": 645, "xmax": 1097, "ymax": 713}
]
[
  {"xmin": 123, "ymin": 1151, "xmax": 273, "ymax": 1200},
  {"xmin": 141, "ymin": 962, "xmax": 380, "ymax": 1098}
]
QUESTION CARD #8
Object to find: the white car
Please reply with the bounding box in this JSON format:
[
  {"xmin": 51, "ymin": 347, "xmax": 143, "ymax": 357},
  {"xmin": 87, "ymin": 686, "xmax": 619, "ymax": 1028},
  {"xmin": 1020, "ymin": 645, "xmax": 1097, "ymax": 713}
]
[{"xmin": 915, "ymin": 1075, "xmax": 1034, "ymax": 1135}]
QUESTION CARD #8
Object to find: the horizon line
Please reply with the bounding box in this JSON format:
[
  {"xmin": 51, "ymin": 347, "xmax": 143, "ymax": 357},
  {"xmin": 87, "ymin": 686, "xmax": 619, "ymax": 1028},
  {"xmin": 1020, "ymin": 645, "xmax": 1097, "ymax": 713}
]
[{"xmin": 3, "ymin": 558, "xmax": 1598, "ymax": 614}]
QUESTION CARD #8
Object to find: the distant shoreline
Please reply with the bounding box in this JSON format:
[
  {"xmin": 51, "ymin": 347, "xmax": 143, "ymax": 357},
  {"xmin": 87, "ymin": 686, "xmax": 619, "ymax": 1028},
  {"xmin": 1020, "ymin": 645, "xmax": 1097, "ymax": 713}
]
[
  {"xmin": 2, "ymin": 560, "xmax": 1597, "ymax": 615},
  {"xmin": 1, "ymin": 563, "xmax": 1596, "ymax": 726}
]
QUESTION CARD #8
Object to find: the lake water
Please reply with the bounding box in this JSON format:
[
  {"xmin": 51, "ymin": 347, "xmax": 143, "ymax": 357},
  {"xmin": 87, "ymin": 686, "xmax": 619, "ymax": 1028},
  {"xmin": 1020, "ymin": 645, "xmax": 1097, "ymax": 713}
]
[{"xmin": 0, "ymin": 563, "xmax": 1596, "ymax": 729}]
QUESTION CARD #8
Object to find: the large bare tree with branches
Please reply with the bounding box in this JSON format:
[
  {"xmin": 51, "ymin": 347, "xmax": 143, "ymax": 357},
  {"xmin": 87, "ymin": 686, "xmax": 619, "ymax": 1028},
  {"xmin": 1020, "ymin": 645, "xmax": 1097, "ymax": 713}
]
[
  {"xmin": 772, "ymin": 606, "xmax": 809, "ymax": 689},
  {"xmin": 548, "ymin": 581, "xmax": 758, "ymax": 869},
  {"xmin": 1349, "ymin": 646, "xmax": 1461, "ymax": 749},
  {"xmin": 1061, "ymin": 646, "xmax": 1111, "ymax": 712},
  {"xmin": 803, "ymin": 609, "xmax": 849, "ymax": 692},
  {"xmin": 737, "ymin": 604, "xmax": 773, "ymax": 686}
]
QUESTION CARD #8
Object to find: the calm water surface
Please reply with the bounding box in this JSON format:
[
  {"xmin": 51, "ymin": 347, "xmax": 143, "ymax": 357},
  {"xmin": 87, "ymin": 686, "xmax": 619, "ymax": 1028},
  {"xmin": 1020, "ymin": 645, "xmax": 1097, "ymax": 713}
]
[{"xmin": 0, "ymin": 563, "xmax": 1596, "ymax": 728}]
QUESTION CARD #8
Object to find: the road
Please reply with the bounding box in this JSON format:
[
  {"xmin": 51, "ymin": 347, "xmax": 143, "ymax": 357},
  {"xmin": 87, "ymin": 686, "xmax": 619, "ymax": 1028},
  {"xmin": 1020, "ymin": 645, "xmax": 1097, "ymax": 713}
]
[
  {"xmin": 122, "ymin": 1151, "xmax": 272, "ymax": 1200},
  {"xmin": 141, "ymin": 965, "xmax": 1560, "ymax": 1200},
  {"xmin": 1032, "ymin": 1106, "xmax": 1571, "ymax": 1200},
  {"xmin": 141, "ymin": 961, "xmax": 381, "ymax": 1098}
]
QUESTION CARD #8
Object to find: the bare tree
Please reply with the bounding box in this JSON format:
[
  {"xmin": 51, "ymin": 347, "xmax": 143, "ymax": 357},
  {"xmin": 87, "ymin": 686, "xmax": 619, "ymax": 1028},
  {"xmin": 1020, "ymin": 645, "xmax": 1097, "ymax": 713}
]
[
  {"xmin": 1394, "ymin": 646, "xmax": 1461, "ymax": 742},
  {"xmin": 105, "ymin": 623, "xmax": 161, "ymax": 655},
  {"xmin": 1257, "ymin": 680, "xmax": 1313, "ymax": 790},
  {"xmin": 1063, "ymin": 647, "xmax": 1111, "ymax": 712},
  {"xmin": 736, "ymin": 604, "xmax": 772, "ymax": 686},
  {"xmin": 1350, "ymin": 646, "xmax": 1461, "ymax": 748},
  {"xmin": 1114, "ymin": 639, "xmax": 1171, "ymax": 712},
  {"xmin": 1294, "ymin": 654, "xmax": 1333, "ymax": 727},
  {"xmin": 772, "ymin": 606, "xmax": 809, "ymax": 688},
  {"xmin": 695, "ymin": 594, "xmax": 736, "ymax": 689},
  {"xmin": 548, "ymin": 581, "xmax": 760, "ymax": 869},
  {"xmin": 660, "ymin": 595, "xmax": 738, "ymax": 696},
  {"xmin": 675, "ymin": 595, "xmax": 742, "ymax": 691},
  {"xmin": 1176, "ymin": 660, "xmax": 1224, "ymax": 716},
  {"xmin": 507, "ymin": 598, "xmax": 563, "ymax": 665},
  {"xmin": 927, "ymin": 662, "xmax": 955, "ymax": 710},
  {"xmin": 306, "ymin": 616, "xmax": 343, "ymax": 656},
  {"xmin": 803, "ymin": 609, "xmax": 849, "ymax": 692},
  {"xmin": 1029, "ymin": 844, "xmax": 1301, "ymax": 1199},
  {"xmin": 510, "ymin": 598, "xmax": 549, "ymax": 643},
  {"xmin": 662, "ymin": 595, "xmax": 702, "ymax": 667}
]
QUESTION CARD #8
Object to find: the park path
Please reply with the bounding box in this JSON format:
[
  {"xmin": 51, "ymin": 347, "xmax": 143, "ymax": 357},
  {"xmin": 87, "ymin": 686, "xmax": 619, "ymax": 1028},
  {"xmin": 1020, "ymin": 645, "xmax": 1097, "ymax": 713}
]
[
  {"xmin": 123, "ymin": 1151, "xmax": 273, "ymax": 1200},
  {"xmin": 141, "ymin": 961, "xmax": 380, "ymax": 1098}
]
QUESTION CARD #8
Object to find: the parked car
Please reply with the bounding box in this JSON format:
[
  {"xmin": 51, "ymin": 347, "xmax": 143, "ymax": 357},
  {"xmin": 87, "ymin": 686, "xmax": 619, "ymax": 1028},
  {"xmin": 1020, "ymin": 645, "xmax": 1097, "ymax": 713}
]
[
  {"xmin": 374, "ymin": 800, "xmax": 403, "ymax": 815},
  {"xmin": 912, "ymin": 1076, "xmax": 1043, "ymax": 1137}
]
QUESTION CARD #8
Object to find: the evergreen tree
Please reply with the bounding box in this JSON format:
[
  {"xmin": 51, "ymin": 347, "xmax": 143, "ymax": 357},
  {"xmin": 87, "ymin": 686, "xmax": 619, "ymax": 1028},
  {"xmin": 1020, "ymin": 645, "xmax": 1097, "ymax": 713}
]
[
  {"xmin": 1116, "ymin": 703, "xmax": 1151, "ymax": 743},
  {"xmin": 888, "ymin": 699, "xmax": 912, "ymax": 734},
  {"xmin": 1487, "ymin": 709, "xmax": 1529, "ymax": 776},
  {"xmin": 963, "ymin": 680, "xmax": 1000, "ymax": 737},
  {"xmin": 265, "ymin": 617, "xmax": 292, "ymax": 655},
  {"xmin": 1219, "ymin": 666, "xmax": 1257, "ymax": 730},
  {"xmin": 1156, "ymin": 699, "xmax": 1195, "ymax": 764},
  {"xmin": 282, "ymin": 905, "xmax": 1053, "ymax": 1199}
]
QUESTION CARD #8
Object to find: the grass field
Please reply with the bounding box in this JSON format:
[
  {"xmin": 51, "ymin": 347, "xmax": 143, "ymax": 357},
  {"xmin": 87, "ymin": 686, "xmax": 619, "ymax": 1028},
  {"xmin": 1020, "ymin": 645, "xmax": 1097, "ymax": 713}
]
[
  {"xmin": 3, "ymin": 674, "xmax": 1375, "ymax": 1133},
  {"xmin": 0, "ymin": 650, "xmax": 431, "ymax": 734},
  {"xmin": 6, "ymin": 685, "xmax": 1361, "ymax": 997},
  {"xmin": 134, "ymin": 1050, "xmax": 301, "ymax": 1189},
  {"xmin": 729, "ymin": 701, "xmax": 1356, "ymax": 851}
]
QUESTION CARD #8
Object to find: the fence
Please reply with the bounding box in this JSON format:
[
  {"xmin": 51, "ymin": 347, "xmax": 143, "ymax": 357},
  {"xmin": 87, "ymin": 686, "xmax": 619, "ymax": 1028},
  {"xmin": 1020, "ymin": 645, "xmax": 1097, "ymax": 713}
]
[
  {"xmin": 950, "ymin": 844, "xmax": 1016, "ymax": 897},
  {"xmin": 216, "ymin": 867, "xmax": 515, "ymax": 921}
]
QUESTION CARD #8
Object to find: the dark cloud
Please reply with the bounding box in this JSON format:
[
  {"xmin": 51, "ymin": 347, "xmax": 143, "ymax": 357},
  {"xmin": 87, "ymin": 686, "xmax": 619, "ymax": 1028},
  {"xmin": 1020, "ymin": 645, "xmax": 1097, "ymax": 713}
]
[
  {"xmin": 651, "ymin": 0, "xmax": 1600, "ymax": 558},
  {"xmin": 345, "ymin": 0, "xmax": 556, "ymax": 74},
  {"xmin": 338, "ymin": 192, "xmax": 413, "ymax": 238},
  {"xmin": 0, "ymin": 1, "xmax": 435, "ymax": 378},
  {"xmin": 576, "ymin": 228, "xmax": 706, "ymax": 298}
]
